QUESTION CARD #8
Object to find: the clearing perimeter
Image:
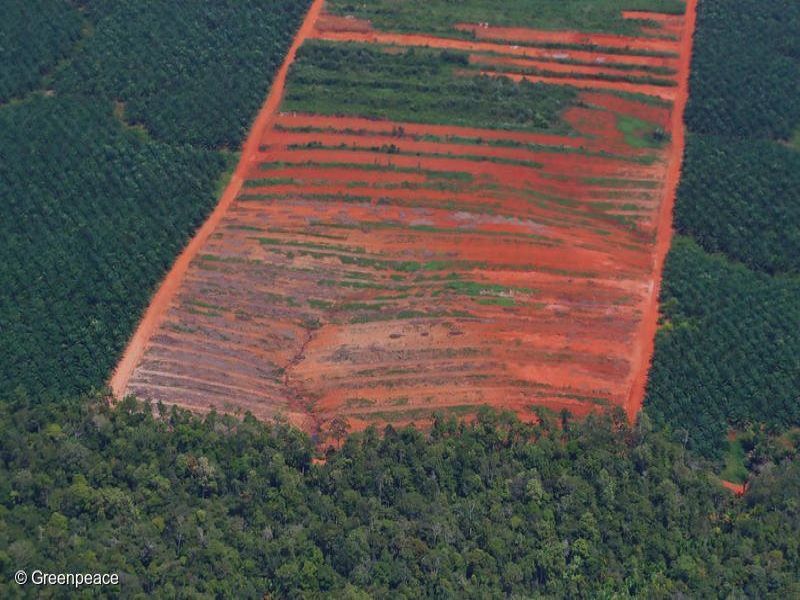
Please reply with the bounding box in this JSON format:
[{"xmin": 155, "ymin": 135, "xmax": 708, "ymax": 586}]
[{"xmin": 111, "ymin": 0, "xmax": 698, "ymax": 437}]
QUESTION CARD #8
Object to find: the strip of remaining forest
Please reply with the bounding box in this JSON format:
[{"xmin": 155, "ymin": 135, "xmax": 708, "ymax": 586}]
[
  {"xmin": 1, "ymin": 392, "xmax": 798, "ymax": 597},
  {"xmin": 645, "ymin": 0, "xmax": 800, "ymax": 458}
]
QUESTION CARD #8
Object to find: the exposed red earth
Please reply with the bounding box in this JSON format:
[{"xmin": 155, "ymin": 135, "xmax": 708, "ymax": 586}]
[
  {"xmin": 624, "ymin": 0, "xmax": 696, "ymax": 418},
  {"xmin": 454, "ymin": 22, "xmax": 680, "ymax": 53},
  {"xmin": 111, "ymin": 1, "xmax": 698, "ymax": 439},
  {"xmin": 720, "ymin": 480, "xmax": 747, "ymax": 497},
  {"xmin": 314, "ymin": 29, "xmax": 680, "ymax": 69}
]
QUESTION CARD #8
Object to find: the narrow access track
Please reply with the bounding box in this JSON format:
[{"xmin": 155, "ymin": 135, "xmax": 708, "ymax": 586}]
[
  {"xmin": 624, "ymin": 0, "xmax": 697, "ymax": 419},
  {"xmin": 109, "ymin": 0, "xmax": 326, "ymax": 399}
]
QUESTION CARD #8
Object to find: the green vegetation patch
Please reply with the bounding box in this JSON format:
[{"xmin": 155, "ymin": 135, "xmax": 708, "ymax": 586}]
[
  {"xmin": 326, "ymin": 0, "xmax": 685, "ymax": 36},
  {"xmin": 675, "ymin": 133, "xmax": 800, "ymax": 275},
  {"xmin": 686, "ymin": 0, "xmax": 800, "ymax": 141},
  {"xmin": 0, "ymin": 97, "xmax": 226, "ymax": 396},
  {"xmin": 54, "ymin": 0, "xmax": 311, "ymax": 148},
  {"xmin": 5, "ymin": 394, "xmax": 800, "ymax": 597},
  {"xmin": 284, "ymin": 41, "xmax": 578, "ymax": 132},
  {"xmin": 721, "ymin": 437, "xmax": 749, "ymax": 484},
  {"xmin": 616, "ymin": 114, "xmax": 669, "ymax": 149}
]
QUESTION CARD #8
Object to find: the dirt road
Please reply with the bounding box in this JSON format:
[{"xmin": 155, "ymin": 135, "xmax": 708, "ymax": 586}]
[{"xmin": 624, "ymin": 0, "xmax": 697, "ymax": 418}]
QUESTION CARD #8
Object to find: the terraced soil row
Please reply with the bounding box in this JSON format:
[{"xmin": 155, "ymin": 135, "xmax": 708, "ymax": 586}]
[{"xmin": 114, "ymin": 2, "xmax": 696, "ymax": 438}]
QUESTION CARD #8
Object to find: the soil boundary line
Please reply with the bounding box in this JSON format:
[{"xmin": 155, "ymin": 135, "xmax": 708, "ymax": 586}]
[
  {"xmin": 109, "ymin": 0, "xmax": 326, "ymax": 399},
  {"xmin": 625, "ymin": 0, "xmax": 697, "ymax": 420}
]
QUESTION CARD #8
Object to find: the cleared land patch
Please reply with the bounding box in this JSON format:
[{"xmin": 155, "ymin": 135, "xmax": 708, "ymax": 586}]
[{"xmin": 115, "ymin": 1, "xmax": 696, "ymax": 436}]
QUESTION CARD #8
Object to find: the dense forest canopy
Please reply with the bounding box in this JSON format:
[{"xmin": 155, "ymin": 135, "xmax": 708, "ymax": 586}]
[
  {"xmin": 646, "ymin": 237, "xmax": 800, "ymax": 457},
  {"xmin": 284, "ymin": 41, "xmax": 577, "ymax": 132},
  {"xmin": 674, "ymin": 135, "xmax": 800, "ymax": 275},
  {"xmin": 0, "ymin": 0, "xmax": 311, "ymax": 398},
  {"xmin": 0, "ymin": 97, "xmax": 225, "ymax": 397},
  {"xmin": 684, "ymin": 0, "xmax": 800, "ymax": 141},
  {"xmin": 1, "ymin": 394, "xmax": 798, "ymax": 597},
  {"xmin": 0, "ymin": 0, "xmax": 83, "ymax": 103},
  {"xmin": 54, "ymin": 0, "xmax": 310, "ymax": 148}
]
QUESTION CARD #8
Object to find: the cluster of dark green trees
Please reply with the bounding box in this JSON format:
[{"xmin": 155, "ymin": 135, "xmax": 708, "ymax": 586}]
[
  {"xmin": 646, "ymin": 238, "xmax": 800, "ymax": 457},
  {"xmin": 645, "ymin": 0, "xmax": 800, "ymax": 457},
  {"xmin": 0, "ymin": 0, "xmax": 82, "ymax": 103},
  {"xmin": 684, "ymin": 0, "xmax": 800, "ymax": 141},
  {"xmin": 0, "ymin": 97, "xmax": 225, "ymax": 397},
  {"xmin": 284, "ymin": 41, "xmax": 577, "ymax": 132},
  {"xmin": 0, "ymin": 0, "xmax": 310, "ymax": 399},
  {"xmin": 2, "ymin": 394, "xmax": 798, "ymax": 598},
  {"xmin": 54, "ymin": 0, "xmax": 310, "ymax": 148},
  {"xmin": 675, "ymin": 135, "xmax": 800, "ymax": 274}
]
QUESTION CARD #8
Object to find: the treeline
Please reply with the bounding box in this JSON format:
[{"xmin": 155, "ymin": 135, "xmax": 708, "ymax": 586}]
[
  {"xmin": 646, "ymin": 0, "xmax": 800, "ymax": 456},
  {"xmin": 55, "ymin": 0, "xmax": 311, "ymax": 148},
  {"xmin": 0, "ymin": 1, "xmax": 310, "ymax": 398},
  {"xmin": 1, "ymin": 395, "xmax": 798, "ymax": 598},
  {"xmin": 284, "ymin": 41, "xmax": 577, "ymax": 132}
]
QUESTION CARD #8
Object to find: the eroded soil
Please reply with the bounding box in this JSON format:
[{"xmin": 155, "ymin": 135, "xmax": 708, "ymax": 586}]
[{"xmin": 113, "ymin": 1, "xmax": 697, "ymax": 439}]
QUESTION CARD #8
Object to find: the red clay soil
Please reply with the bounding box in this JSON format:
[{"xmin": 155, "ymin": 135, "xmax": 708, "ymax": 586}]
[
  {"xmin": 312, "ymin": 30, "xmax": 679, "ymax": 69},
  {"xmin": 467, "ymin": 54, "xmax": 675, "ymax": 83},
  {"xmin": 579, "ymin": 91, "xmax": 671, "ymax": 130},
  {"xmin": 315, "ymin": 12, "xmax": 373, "ymax": 33},
  {"xmin": 120, "ymin": 100, "xmax": 667, "ymax": 431},
  {"xmin": 624, "ymin": 0, "xmax": 697, "ymax": 418},
  {"xmin": 113, "ymin": 2, "xmax": 698, "ymax": 436},
  {"xmin": 720, "ymin": 480, "xmax": 747, "ymax": 496},
  {"xmin": 480, "ymin": 70, "xmax": 677, "ymax": 101},
  {"xmin": 109, "ymin": 0, "xmax": 327, "ymax": 402},
  {"xmin": 454, "ymin": 23, "xmax": 680, "ymax": 53}
]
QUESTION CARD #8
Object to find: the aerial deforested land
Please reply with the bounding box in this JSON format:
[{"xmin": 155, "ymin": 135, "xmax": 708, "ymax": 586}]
[
  {"xmin": 119, "ymin": 1, "xmax": 696, "ymax": 436},
  {"xmin": 0, "ymin": 0, "xmax": 311, "ymax": 397},
  {"xmin": 645, "ymin": 0, "xmax": 800, "ymax": 458}
]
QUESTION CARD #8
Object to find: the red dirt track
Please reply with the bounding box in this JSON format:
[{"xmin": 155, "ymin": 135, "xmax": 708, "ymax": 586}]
[
  {"xmin": 109, "ymin": 0, "xmax": 328, "ymax": 412},
  {"xmin": 111, "ymin": 1, "xmax": 698, "ymax": 437},
  {"xmin": 624, "ymin": 0, "xmax": 696, "ymax": 418}
]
